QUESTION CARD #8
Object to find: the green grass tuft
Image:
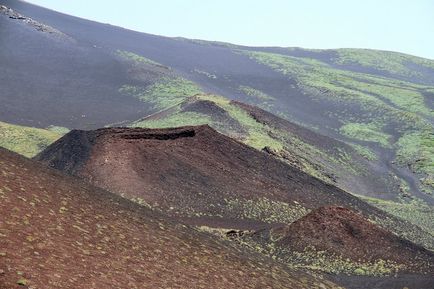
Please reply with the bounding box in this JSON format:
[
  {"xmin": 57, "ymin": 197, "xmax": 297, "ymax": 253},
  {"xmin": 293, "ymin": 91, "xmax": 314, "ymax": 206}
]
[
  {"xmin": 340, "ymin": 122, "xmax": 392, "ymax": 148},
  {"xmin": 120, "ymin": 77, "xmax": 203, "ymax": 110}
]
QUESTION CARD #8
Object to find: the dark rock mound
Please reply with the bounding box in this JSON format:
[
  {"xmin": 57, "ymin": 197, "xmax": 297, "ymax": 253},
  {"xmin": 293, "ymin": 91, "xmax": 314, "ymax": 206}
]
[{"xmin": 36, "ymin": 126, "xmax": 404, "ymax": 232}]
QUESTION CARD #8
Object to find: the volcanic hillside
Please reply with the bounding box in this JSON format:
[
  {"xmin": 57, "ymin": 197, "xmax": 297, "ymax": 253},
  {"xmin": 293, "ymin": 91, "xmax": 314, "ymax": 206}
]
[
  {"xmin": 0, "ymin": 147, "xmax": 343, "ymax": 289},
  {"xmin": 35, "ymin": 125, "xmax": 377, "ymax": 227},
  {"xmin": 35, "ymin": 125, "xmax": 434, "ymax": 253},
  {"xmin": 1, "ymin": 0, "xmax": 434, "ymax": 201},
  {"xmin": 253, "ymin": 206, "xmax": 434, "ymax": 275},
  {"xmin": 130, "ymin": 94, "xmax": 400, "ymax": 199}
]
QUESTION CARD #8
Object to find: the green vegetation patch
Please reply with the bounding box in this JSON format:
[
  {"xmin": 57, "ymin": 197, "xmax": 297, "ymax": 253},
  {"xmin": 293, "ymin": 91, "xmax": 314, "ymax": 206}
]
[
  {"xmin": 279, "ymin": 246, "xmax": 405, "ymax": 276},
  {"xmin": 225, "ymin": 197, "xmax": 310, "ymax": 224},
  {"xmin": 361, "ymin": 196, "xmax": 434, "ymax": 236},
  {"xmin": 334, "ymin": 48, "xmax": 434, "ymax": 80},
  {"xmin": 0, "ymin": 121, "xmax": 64, "ymax": 157},
  {"xmin": 395, "ymin": 130, "xmax": 434, "ymax": 193},
  {"xmin": 246, "ymin": 50, "xmax": 433, "ymax": 118},
  {"xmin": 132, "ymin": 111, "xmax": 212, "ymax": 129},
  {"xmin": 132, "ymin": 94, "xmax": 368, "ymax": 185},
  {"xmin": 116, "ymin": 50, "xmax": 163, "ymax": 67},
  {"xmin": 349, "ymin": 143, "xmax": 378, "ymax": 161},
  {"xmin": 245, "ymin": 48, "xmax": 434, "ymax": 201},
  {"xmin": 340, "ymin": 122, "xmax": 392, "ymax": 148},
  {"xmin": 197, "ymin": 94, "xmax": 284, "ymax": 150},
  {"xmin": 239, "ymin": 85, "xmax": 274, "ymax": 101},
  {"xmin": 120, "ymin": 77, "xmax": 203, "ymax": 110},
  {"xmin": 46, "ymin": 125, "xmax": 70, "ymax": 134}
]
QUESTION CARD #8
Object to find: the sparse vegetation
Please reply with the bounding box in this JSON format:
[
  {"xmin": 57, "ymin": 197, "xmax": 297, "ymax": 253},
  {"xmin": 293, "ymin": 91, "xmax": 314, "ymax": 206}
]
[
  {"xmin": 132, "ymin": 111, "xmax": 212, "ymax": 128},
  {"xmin": 349, "ymin": 143, "xmax": 378, "ymax": 161},
  {"xmin": 116, "ymin": 50, "xmax": 163, "ymax": 67},
  {"xmin": 225, "ymin": 197, "xmax": 310, "ymax": 224},
  {"xmin": 279, "ymin": 247, "xmax": 405, "ymax": 276},
  {"xmin": 340, "ymin": 122, "xmax": 392, "ymax": 148},
  {"xmin": 245, "ymin": 49, "xmax": 434, "ymax": 195},
  {"xmin": 239, "ymin": 85, "xmax": 275, "ymax": 101},
  {"xmin": 360, "ymin": 195, "xmax": 434, "ymax": 236},
  {"xmin": 334, "ymin": 48, "xmax": 434, "ymax": 81},
  {"xmin": 395, "ymin": 130, "xmax": 434, "ymax": 193},
  {"xmin": 119, "ymin": 77, "xmax": 203, "ymax": 110},
  {"xmin": 119, "ymin": 77, "xmax": 202, "ymax": 110}
]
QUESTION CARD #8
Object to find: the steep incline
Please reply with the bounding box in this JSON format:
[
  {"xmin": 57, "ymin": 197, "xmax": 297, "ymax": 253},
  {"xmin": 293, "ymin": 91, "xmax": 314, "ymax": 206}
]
[{"xmin": 0, "ymin": 147, "xmax": 340, "ymax": 289}]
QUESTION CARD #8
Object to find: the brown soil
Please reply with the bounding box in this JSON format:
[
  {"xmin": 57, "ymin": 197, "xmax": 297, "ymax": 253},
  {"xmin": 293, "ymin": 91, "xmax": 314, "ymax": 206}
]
[
  {"xmin": 0, "ymin": 147, "xmax": 341, "ymax": 289},
  {"xmin": 270, "ymin": 206, "xmax": 434, "ymax": 273}
]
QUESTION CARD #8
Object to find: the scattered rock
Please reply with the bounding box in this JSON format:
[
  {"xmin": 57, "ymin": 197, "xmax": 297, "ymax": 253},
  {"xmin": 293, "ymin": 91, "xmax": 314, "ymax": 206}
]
[{"xmin": 17, "ymin": 278, "xmax": 28, "ymax": 286}]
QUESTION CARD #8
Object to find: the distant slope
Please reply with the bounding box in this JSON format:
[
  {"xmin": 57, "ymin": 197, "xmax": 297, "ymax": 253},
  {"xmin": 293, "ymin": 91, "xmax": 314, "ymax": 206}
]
[
  {"xmin": 130, "ymin": 94, "xmax": 399, "ymax": 199},
  {"xmin": 0, "ymin": 4, "xmax": 201, "ymax": 129},
  {"xmin": 0, "ymin": 147, "xmax": 340, "ymax": 289},
  {"xmin": 34, "ymin": 126, "xmax": 434, "ymax": 261},
  {"xmin": 243, "ymin": 49, "xmax": 434, "ymax": 198},
  {"xmin": 1, "ymin": 0, "xmax": 433, "ymax": 200}
]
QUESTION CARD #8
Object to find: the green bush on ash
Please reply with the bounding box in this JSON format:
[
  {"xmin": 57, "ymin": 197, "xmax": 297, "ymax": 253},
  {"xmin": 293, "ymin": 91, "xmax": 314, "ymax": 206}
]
[
  {"xmin": 334, "ymin": 48, "xmax": 434, "ymax": 80},
  {"xmin": 132, "ymin": 111, "xmax": 212, "ymax": 129},
  {"xmin": 46, "ymin": 125, "xmax": 70, "ymax": 134},
  {"xmin": 239, "ymin": 85, "xmax": 275, "ymax": 103},
  {"xmin": 340, "ymin": 122, "xmax": 392, "ymax": 148},
  {"xmin": 349, "ymin": 143, "xmax": 378, "ymax": 161},
  {"xmin": 360, "ymin": 195, "xmax": 434, "ymax": 237},
  {"xmin": 0, "ymin": 121, "xmax": 64, "ymax": 157},
  {"xmin": 224, "ymin": 197, "xmax": 310, "ymax": 224},
  {"xmin": 244, "ymin": 50, "xmax": 433, "ymax": 122},
  {"xmin": 119, "ymin": 77, "xmax": 203, "ymax": 110},
  {"xmin": 280, "ymin": 246, "xmax": 405, "ymax": 276},
  {"xmin": 116, "ymin": 50, "xmax": 163, "ymax": 67},
  {"xmin": 395, "ymin": 130, "xmax": 434, "ymax": 193}
]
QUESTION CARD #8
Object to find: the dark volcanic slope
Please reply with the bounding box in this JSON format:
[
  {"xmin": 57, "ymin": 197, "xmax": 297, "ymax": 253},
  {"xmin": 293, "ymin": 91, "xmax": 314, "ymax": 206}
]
[
  {"xmin": 0, "ymin": 147, "xmax": 341, "ymax": 289},
  {"xmin": 0, "ymin": 4, "xmax": 168, "ymax": 129},
  {"xmin": 133, "ymin": 95, "xmax": 401, "ymax": 199},
  {"xmin": 267, "ymin": 206, "xmax": 434, "ymax": 273},
  {"xmin": 34, "ymin": 125, "xmax": 428, "ymax": 243},
  {"xmin": 35, "ymin": 126, "xmax": 372, "ymax": 224},
  {"xmin": 2, "ymin": 0, "xmax": 433, "ymax": 199}
]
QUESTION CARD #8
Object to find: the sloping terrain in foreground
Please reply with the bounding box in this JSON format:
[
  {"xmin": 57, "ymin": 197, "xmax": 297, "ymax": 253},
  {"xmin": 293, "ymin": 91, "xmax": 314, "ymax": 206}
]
[{"xmin": 0, "ymin": 147, "xmax": 340, "ymax": 289}]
